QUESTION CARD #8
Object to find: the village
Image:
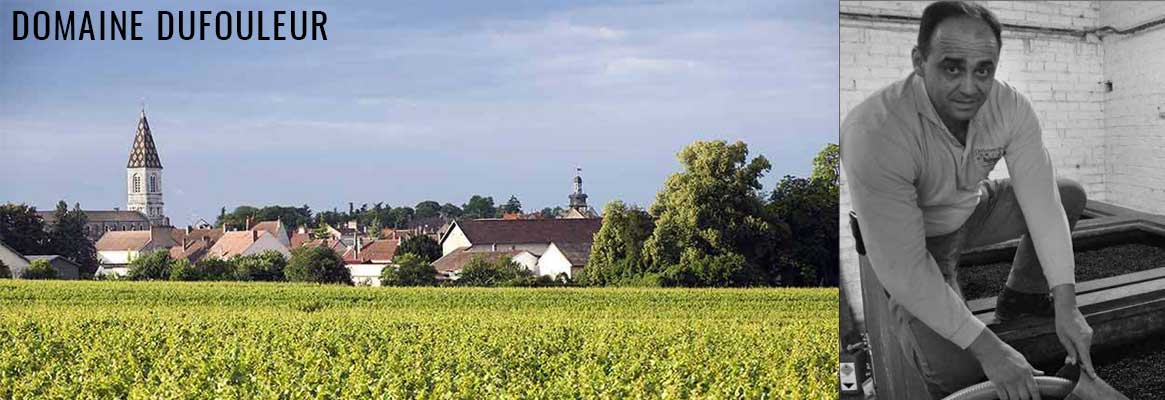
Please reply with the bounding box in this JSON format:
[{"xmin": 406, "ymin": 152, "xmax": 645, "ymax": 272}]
[{"xmin": 0, "ymin": 109, "xmax": 609, "ymax": 286}]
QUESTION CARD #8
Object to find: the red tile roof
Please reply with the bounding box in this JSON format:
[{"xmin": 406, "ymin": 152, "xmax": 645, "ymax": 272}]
[
  {"xmin": 250, "ymin": 221, "xmax": 287, "ymax": 241},
  {"xmin": 205, "ymin": 231, "xmax": 268, "ymax": 259},
  {"xmin": 348, "ymin": 239, "xmax": 398, "ymax": 263},
  {"xmin": 451, "ymin": 218, "xmax": 602, "ymax": 245}
]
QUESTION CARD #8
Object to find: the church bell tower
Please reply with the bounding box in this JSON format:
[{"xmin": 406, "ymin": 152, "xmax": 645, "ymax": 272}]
[{"xmin": 126, "ymin": 108, "xmax": 167, "ymax": 226}]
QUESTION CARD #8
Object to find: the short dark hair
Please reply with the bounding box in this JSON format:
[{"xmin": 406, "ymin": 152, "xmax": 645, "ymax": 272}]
[{"xmin": 917, "ymin": 1, "xmax": 1002, "ymax": 56}]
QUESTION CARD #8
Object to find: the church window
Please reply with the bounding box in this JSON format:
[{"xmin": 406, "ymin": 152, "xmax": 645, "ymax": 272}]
[
  {"xmin": 133, "ymin": 174, "xmax": 141, "ymax": 193},
  {"xmin": 149, "ymin": 175, "xmax": 157, "ymax": 193}
]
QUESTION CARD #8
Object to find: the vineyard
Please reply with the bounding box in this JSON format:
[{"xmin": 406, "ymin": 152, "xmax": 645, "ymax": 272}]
[{"xmin": 0, "ymin": 281, "xmax": 837, "ymax": 399}]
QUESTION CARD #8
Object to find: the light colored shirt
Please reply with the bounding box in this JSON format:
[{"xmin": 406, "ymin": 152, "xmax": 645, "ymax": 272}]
[{"xmin": 842, "ymin": 73, "xmax": 1075, "ymax": 349}]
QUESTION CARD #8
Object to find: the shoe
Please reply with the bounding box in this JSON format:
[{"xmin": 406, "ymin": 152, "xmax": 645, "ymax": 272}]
[{"xmin": 994, "ymin": 287, "xmax": 1054, "ymax": 323}]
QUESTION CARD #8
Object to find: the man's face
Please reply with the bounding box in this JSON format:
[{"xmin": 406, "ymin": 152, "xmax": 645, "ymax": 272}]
[{"xmin": 913, "ymin": 16, "xmax": 999, "ymax": 127}]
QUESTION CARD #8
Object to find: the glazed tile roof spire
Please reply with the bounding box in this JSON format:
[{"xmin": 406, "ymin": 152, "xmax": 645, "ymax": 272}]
[{"xmin": 127, "ymin": 108, "xmax": 163, "ymax": 169}]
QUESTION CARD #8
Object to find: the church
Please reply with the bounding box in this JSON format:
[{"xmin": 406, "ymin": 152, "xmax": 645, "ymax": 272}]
[{"xmin": 41, "ymin": 109, "xmax": 169, "ymax": 241}]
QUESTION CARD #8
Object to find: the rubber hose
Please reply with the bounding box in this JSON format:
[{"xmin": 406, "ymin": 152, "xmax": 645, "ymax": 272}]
[{"xmin": 942, "ymin": 376, "xmax": 1076, "ymax": 400}]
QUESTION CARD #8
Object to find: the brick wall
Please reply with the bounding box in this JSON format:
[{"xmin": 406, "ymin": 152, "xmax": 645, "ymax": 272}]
[
  {"xmin": 840, "ymin": 1, "xmax": 1113, "ymax": 318},
  {"xmin": 1101, "ymin": 2, "xmax": 1165, "ymax": 214}
]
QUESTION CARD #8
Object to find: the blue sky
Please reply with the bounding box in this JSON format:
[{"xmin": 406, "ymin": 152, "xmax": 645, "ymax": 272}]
[{"xmin": 0, "ymin": 0, "xmax": 838, "ymax": 226}]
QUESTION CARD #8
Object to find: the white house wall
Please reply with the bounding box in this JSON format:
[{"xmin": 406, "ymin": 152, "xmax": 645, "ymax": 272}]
[
  {"xmin": 536, "ymin": 243, "xmax": 574, "ymax": 278},
  {"xmin": 441, "ymin": 225, "xmax": 472, "ymax": 256}
]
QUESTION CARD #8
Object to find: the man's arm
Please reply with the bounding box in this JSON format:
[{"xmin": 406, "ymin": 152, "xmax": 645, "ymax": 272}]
[
  {"xmin": 842, "ymin": 122, "xmax": 985, "ymax": 349},
  {"xmin": 1002, "ymin": 92, "xmax": 1074, "ymax": 291},
  {"xmin": 1003, "ymin": 91, "xmax": 1096, "ymax": 377}
]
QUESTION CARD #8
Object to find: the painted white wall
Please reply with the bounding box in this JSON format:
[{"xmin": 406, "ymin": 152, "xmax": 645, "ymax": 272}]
[
  {"xmin": 441, "ymin": 224, "xmax": 472, "ymax": 256},
  {"xmin": 97, "ymin": 250, "xmax": 138, "ymax": 266},
  {"xmin": 512, "ymin": 252, "xmax": 540, "ymax": 274},
  {"xmin": 348, "ymin": 263, "xmax": 386, "ymax": 286},
  {"xmin": 536, "ymin": 243, "xmax": 574, "ymax": 278}
]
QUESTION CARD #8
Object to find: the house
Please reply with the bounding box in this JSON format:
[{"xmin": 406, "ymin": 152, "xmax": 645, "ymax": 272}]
[
  {"xmin": 0, "ymin": 242, "xmax": 83, "ymax": 279},
  {"xmin": 537, "ymin": 242, "xmax": 593, "ymax": 279},
  {"xmin": 204, "ymin": 230, "xmax": 291, "ymax": 260},
  {"xmin": 436, "ymin": 218, "xmax": 601, "ymax": 278},
  {"xmin": 0, "ymin": 241, "xmax": 30, "ymax": 277},
  {"xmin": 340, "ymin": 238, "xmax": 400, "ymax": 286},
  {"xmin": 95, "ymin": 227, "xmax": 179, "ymax": 276},
  {"xmin": 249, "ymin": 220, "xmax": 290, "ymax": 247},
  {"xmin": 168, "ymin": 227, "xmax": 224, "ymax": 262}
]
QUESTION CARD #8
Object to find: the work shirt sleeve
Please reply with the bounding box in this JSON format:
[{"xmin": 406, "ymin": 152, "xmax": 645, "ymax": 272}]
[
  {"xmin": 1004, "ymin": 93, "xmax": 1075, "ymax": 289},
  {"xmin": 843, "ymin": 121, "xmax": 986, "ymax": 349}
]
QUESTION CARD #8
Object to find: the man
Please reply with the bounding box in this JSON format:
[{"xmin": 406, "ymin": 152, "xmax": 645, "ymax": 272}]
[{"xmin": 841, "ymin": 2, "xmax": 1095, "ymax": 399}]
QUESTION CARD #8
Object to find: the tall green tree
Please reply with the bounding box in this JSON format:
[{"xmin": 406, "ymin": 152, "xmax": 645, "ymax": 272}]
[
  {"xmin": 394, "ymin": 235, "xmax": 442, "ymax": 263},
  {"xmin": 642, "ymin": 140, "xmax": 784, "ymax": 286},
  {"xmin": 462, "ymin": 196, "xmax": 497, "ymax": 219},
  {"xmin": 501, "ymin": 195, "xmax": 522, "ymax": 214},
  {"xmin": 47, "ymin": 201, "xmax": 98, "ymax": 277},
  {"xmin": 810, "ymin": 143, "xmax": 840, "ymax": 199},
  {"xmin": 0, "ymin": 203, "xmax": 48, "ymax": 255},
  {"xmin": 440, "ymin": 203, "xmax": 463, "ymax": 219},
  {"xmin": 768, "ymin": 143, "xmax": 840, "ymax": 286},
  {"xmin": 579, "ymin": 201, "xmax": 655, "ymax": 286},
  {"xmin": 414, "ymin": 201, "xmax": 442, "ymax": 219},
  {"xmin": 539, "ymin": 207, "xmax": 565, "ymax": 219}
]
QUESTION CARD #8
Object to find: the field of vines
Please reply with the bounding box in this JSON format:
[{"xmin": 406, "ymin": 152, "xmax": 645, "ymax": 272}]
[{"xmin": 0, "ymin": 281, "xmax": 838, "ymax": 399}]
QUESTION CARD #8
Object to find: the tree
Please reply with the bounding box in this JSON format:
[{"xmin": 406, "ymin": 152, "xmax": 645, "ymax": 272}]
[
  {"xmin": 810, "ymin": 143, "xmax": 840, "ymax": 199},
  {"xmin": 462, "ymin": 196, "xmax": 497, "ymax": 219},
  {"xmin": 285, "ymin": 246, "xmax": 351, "ymax": 284},
  {"xmin": 414, "ymin": 201, "xmax": 442, "ymax": 219},
  {"xmin": 0, "ymin": 260, "xmax": 10, "ymax": 279},
  {"xmin": 641, "ymin": 140, "xmax": 784, "ymax": 286},
  {"xmin": 659, "ymin": 250, "xmax": 751, "ymax": 287},
  {"xmin": 383, "ymin": 253, "xmax": 437, "ymax": 286},
  {"xmin": 0, "ymin": 203, "xmax": 48, "ymax": 255},
  {"xmin": 440, "ymin": 203, "xmax": 463, "ymax": 219},
  {"xmin": 47, "ymin": 201, "xmax": 98, "ymax": 277},
  {"xmin": 233, "ymin": 250, "xmax": 288, "ymax": 281},
  {"xmin": 127, "ymin": 250, "xmax": 173, "ymax": 281},
  {"xmin": 579, "ymin": 200, "xmax": 655, "ymax": 286},
  {"xmin": 22, "ymin": 259, "xmax": 57, "ymax": 280},
  {"xmin": 539, "ymin": 207, "xmax": 565, "ymax": 219},
  {"xmin": 393, "ymin": 235, "xmax": 442, "ymax": 263},
  {"xmin": 458, "ymin": 255, "xmax": 527, "ymax": 286},
  {"xmin": 501, "ymin": 195, "xmax": 522, "ymax": 214},
  {"xmin": 768, "ymin": 143, "xmax": 840, "ymax": 286}
]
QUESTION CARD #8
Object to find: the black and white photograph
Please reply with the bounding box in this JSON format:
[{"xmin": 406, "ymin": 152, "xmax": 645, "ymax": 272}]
[{"xmin": 840, "ymin": 1, "xmax": 1165, "ymax": 399}]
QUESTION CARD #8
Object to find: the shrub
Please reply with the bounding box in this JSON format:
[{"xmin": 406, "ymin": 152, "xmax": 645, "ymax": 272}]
[
  {"xmin": 195, "ymin": 258, "xmax": 235, "ymax": 281},
  {"xmin": 384, "ymin": 253, "xmax": 437, "ymax": 286},
  {"xmin": 659, "ymin": 251, "xmax": 751, "ymax": 287},
  {"xmin": 0, "ymin": 260, "xmax": 10, "ymax": 279},
  {"xmin": 285, "ymin": 247, "xmax": 351, "ymax": 285},
  {"xmin": 233, "ymin": 250, "xmax": 287, "ymax": 281},
  {"xmin": 169, "ymin": 259, "xmax": 199, "ymax": 281},
  {"xmin": 458, "ymin": 255, "xmax": 528, "ymax": 287},
  {"xmin": 21, "ymin": 259, "xmax": 58, "ymax": 280},
  {"xmin": 127, "ymin": 250, "xmax": 173, "ymax": 281}
]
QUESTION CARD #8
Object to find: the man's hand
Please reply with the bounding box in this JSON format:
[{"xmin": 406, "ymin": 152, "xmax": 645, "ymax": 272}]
[
  {"xmin": 1052, "ymin": 284, "xmax": 1096, "ymax": 379},
  {"xmin": 968, "ymin": 329, "xmax": 1043, "ymax": 400}
]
